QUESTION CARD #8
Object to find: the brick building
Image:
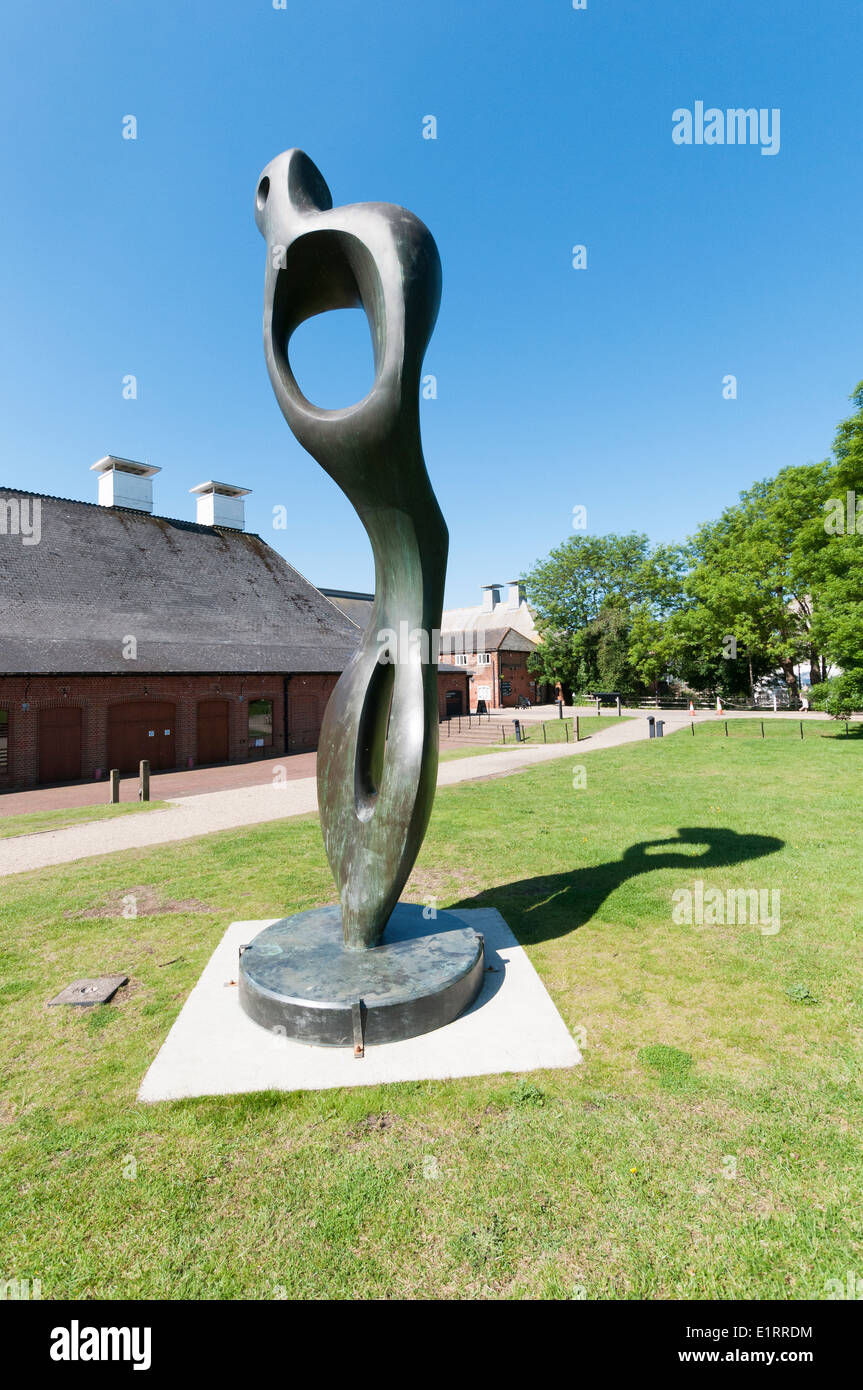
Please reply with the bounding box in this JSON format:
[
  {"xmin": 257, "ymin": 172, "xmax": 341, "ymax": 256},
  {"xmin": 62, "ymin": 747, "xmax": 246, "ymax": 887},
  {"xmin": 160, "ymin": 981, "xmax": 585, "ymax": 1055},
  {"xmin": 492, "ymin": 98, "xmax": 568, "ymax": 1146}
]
[
  {"xmin": 0, "ymin": 459, "xmax": 365, "ymax": 790},
  {"xmin": 440, "ymin": 579, "xmax": 550, "ymax": 710},
  {"xmin": 440, "ymin": 626, "xmax": 539, "ymax": 711},
  {"xmin": 0, "ymin": 461, "xmax": 470, "ymax": 790}
]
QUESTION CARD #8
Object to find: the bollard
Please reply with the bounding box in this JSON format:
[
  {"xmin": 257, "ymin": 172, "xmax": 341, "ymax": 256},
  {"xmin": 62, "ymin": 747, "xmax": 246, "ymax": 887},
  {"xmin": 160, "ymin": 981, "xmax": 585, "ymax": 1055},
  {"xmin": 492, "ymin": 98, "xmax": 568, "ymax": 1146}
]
[
  {"xmin": 595, "ymin": 698, "xmax": 601, "ymax": 717},
  {"xmin": 616, "ymin": 696, "xmax": 622, "ymax": 717},
  {"xmin": 109, "ymin": 769, "xmax": 120, "ymax": 804},
  {"xmin": 139, "ymin": 759, "xmax": 150, "ymax": 802},
  {"xmin": 557, "ymin": 699, "xmax": 564, "ymax": 720},
  {"xmin": 513, "ymin": 719, "xmax": 522, "ymax": 744},
  {"xmin": 647, "ymin": 716, "xmax": 656, "ymax": 739}
]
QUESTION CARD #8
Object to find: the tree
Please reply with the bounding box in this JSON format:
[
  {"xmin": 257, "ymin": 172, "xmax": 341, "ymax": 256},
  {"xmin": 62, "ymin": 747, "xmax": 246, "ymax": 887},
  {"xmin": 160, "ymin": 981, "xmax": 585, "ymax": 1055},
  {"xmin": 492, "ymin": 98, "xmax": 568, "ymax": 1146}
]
[
  {"xmin": 806, "ymin": 382, "xmax": 863, "ymax": 674},
  {"xmin": 525, "ymin": 533, "xmax": 654, "ymax": 632},
  {"xmin": 809, "ymin": 670, "xmax": 863, "ymax": 719},
  {"xmin": 524, "ymin": 534, "xmax": 686, "ymax": 696},
  {"xmin": 666, "ymin": 463, "xmax": 835, "ymax": 698}
]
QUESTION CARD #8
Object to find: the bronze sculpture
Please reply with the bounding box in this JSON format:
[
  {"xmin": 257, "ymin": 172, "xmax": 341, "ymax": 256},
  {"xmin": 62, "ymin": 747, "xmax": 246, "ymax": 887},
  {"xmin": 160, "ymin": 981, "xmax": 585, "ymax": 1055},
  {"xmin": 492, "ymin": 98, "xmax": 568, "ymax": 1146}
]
[{"xmin": 239, "ymin": 151, "xmax": 484, "ymax": 1048}]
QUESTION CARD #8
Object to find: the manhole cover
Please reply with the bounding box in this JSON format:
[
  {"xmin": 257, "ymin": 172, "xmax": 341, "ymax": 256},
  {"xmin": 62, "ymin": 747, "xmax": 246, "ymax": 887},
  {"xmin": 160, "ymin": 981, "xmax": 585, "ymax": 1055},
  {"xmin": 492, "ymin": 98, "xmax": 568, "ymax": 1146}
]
[{"xmin": 47, "ymin": 975, "xmax": 128, "ymax": 1007}]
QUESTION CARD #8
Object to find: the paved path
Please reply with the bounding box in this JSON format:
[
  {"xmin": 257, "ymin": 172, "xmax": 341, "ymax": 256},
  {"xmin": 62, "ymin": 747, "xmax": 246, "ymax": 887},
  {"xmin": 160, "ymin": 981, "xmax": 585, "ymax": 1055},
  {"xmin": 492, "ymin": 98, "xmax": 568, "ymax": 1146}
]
[
  {"xmin": 0, "ymin": 708, "xmax": 840, "ymax": 878},
  {"xmin": 0, "ymin": 751, "xmax": 318, "ymax": 815}
]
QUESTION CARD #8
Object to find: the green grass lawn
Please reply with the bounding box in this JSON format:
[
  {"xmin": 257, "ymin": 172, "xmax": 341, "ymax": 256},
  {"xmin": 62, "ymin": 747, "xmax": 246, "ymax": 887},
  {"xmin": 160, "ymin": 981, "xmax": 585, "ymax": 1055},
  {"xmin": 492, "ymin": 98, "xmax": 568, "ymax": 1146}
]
[
  {"xmin": 0, "ymin": 801, "xmax": 169, "ymax": 840},
  {"xmin": 1, "ymin": 726, "xmax": 861, "ymax": 1299},
  {"xmin": 532, "ymin": 713, "xmax": 629, "ymax": 743},
  {"xmin": 438, "ymin": 714, "xmax": 629, "ymax": 760},
  {"xmin": 691, "ymin": 717, "xmax": 844, "ymax": 740},
  {"xmin": 438, "ymin": 745, "xmax": 500, "ymax": 762}
]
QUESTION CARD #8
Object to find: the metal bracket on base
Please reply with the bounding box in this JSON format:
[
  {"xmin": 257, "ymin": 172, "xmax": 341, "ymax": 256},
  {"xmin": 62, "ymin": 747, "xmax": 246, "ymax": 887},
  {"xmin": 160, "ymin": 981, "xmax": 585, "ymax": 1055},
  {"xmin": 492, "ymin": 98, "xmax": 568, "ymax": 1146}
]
[{"xmin": 352, "ymin": 1001, "xmax": 365, "ymax": 1058}]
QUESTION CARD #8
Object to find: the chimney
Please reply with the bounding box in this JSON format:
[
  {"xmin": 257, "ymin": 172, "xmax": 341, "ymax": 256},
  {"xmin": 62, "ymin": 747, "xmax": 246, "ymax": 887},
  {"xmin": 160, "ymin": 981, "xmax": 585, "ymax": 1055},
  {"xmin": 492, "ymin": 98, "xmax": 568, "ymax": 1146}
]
[
  {"xmin": 507, "ymin": 579, "xmax": 525, "ymax": 609},
  {"xmin": 189, "ymin": 481, "xmax": 251, "ymax": 530},
  {"xmin": 91, "ymin": 456, "xmax": 161, "ymax": 513},
  {"xmin": 481, "ymin": 583, "xmax": 503, "ymax": 613}
]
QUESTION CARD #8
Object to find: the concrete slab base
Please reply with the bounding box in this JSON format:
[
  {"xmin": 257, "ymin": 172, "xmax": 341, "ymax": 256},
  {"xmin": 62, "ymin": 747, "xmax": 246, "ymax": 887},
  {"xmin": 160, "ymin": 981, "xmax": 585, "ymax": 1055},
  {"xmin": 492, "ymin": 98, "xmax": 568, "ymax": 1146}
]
[{"xmin": 138, "ymin": 908, "xmax": 581, "ymax": 1101}]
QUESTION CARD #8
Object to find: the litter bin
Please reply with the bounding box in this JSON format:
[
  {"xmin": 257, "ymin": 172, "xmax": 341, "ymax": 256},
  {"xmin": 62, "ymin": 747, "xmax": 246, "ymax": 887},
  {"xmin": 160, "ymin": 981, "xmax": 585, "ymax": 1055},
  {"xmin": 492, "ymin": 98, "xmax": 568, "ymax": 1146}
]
[
  {"xmin": 647, "ymin": 716, "xmax": 656, "ymax": 739},
  {"xmin": 656, "ymin": 720, "xmax": 665, "ymax": 738}
]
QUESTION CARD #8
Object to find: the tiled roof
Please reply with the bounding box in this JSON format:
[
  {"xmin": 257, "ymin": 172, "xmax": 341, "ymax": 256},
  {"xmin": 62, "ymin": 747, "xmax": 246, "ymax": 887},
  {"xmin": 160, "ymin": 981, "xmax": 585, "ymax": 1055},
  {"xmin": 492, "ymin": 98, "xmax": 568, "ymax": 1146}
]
[
  {"xmin": 440, "ymin": 599, "xmax": 539, "ymax": 641},
  {"xmin": 440, "ymin": 626, "xmax": 536, "ymax": 654},
  {"xmin": 0, "ymin": 489, "xmax": 360, "ymax": 674}
]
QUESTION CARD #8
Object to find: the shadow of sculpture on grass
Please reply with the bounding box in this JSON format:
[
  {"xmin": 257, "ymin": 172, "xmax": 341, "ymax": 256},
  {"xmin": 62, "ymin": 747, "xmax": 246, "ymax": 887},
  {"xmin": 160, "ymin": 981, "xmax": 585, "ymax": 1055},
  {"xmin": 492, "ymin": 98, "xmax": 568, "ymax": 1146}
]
[{"xmin": 452, "ymin": 826, "xmax": 784, "ymax": 946}]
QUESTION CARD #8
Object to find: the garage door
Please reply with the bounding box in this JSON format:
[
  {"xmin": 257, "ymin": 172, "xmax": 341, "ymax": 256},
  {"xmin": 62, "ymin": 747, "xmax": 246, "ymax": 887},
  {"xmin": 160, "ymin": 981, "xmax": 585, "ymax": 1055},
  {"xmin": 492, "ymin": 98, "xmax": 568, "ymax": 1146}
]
[
  {"xmin": 38, "ymin": 706, "xmax": 82, "ymax": 783},
  {"xmin": 108, "ymin": 701, "xmax": 176, "ymax": 773},
  {"xmin": 197, "ymin": 699, "xmax": 229, "ymax": 765}
]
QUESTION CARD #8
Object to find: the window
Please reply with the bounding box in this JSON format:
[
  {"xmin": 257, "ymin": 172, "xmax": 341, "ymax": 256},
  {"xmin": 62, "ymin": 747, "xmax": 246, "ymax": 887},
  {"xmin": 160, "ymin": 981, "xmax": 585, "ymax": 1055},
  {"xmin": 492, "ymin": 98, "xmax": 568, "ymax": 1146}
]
[
  {"xmin": 248, "ymin": 699, "xmax": 273, "ymax": 748},
  {"xmin": 450, "ymin": 652, "xmax": 490, "ymax": 667},
  {"xmin": 0, "ymin": 709, "xmax": 7, "ymax": 771}
]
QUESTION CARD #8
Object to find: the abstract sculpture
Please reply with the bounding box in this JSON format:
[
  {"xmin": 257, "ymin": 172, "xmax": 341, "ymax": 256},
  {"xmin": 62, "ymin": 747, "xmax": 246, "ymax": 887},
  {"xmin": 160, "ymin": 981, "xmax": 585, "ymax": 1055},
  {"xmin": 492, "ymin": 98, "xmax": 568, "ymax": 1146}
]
[{"xmin": 238, "ymin": 150, "xmax": 484, "ymax": 1050}]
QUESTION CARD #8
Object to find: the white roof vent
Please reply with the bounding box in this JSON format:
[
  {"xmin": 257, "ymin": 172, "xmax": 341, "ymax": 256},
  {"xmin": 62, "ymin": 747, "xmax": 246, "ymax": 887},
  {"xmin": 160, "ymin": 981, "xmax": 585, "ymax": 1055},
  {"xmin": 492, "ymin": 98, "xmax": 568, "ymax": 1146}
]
[
  {"xmin": 91, "ymin": 456, "xmax": 161, "ymax": 513},
  {"xmin": 189, "ymin": 481, "xmax": 252, "ymax": 530}
]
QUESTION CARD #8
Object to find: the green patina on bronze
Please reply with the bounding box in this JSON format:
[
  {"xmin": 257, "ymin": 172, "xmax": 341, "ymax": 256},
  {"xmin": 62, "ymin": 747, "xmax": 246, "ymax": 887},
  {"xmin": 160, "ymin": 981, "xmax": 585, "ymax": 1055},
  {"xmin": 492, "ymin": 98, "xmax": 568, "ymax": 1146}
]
[{"xmin": 255, "ymin": 149, "xmax": 447, "ymax": 950}]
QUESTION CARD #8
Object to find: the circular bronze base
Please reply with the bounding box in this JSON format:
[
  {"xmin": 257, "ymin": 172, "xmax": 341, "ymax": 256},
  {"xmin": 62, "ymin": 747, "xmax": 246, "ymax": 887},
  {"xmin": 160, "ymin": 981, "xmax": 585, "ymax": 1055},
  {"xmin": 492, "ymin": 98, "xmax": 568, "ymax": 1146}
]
[{"xmin": 238, "ymin": 904, "xmax": 485, "ymax": 1048}]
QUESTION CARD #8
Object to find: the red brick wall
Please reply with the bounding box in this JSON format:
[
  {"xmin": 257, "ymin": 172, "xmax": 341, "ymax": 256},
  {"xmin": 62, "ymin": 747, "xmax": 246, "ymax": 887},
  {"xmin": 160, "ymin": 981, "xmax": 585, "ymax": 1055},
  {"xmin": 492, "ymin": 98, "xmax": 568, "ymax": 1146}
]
[
  {"xmin": 0, "ymin": 674, "xmax": 287, "ymax": 790},
  {"xmin": 496, "ymin": 649, "xmax": 535, "ymax": 707},
  {"xmin": 286, "ymin": 673, "xmax": 340, "ymax": 752},
  {"xmin": 450, "ymin": 649, "xmax": 536, "ymax": 711},
  {"xmin": 0, "ymin": 666, "xmax": 474, "ymax": 789},
  {"xmin": 436, "ymin": 668, "xmax": 470, "ymax": 719}
]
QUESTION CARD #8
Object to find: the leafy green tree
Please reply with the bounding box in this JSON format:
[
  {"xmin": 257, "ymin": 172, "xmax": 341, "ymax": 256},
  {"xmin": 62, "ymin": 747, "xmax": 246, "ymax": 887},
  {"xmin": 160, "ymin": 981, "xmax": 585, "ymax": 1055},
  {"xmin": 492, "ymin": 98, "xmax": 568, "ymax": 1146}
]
[
  {"xmin": 526, "ymin": 534, "xmax": 654, "ymax": 632},
  {"xmin": 806, "ymin": 382, "xmax": 863, "ymax": 674},
  {"xmin": 627, "ymin": 606, "xmax": 671, "ymax": 694},
  {"xmin": 525, "ymin": 534, "xmax": 686, "ymax": 696},
  {"xmin": 666, "ymin": 463, "xmax": 834, "ymax": 698},
  {"xmin": 809, "ymin": 671, "xmax": 863, "ymax": 718}
]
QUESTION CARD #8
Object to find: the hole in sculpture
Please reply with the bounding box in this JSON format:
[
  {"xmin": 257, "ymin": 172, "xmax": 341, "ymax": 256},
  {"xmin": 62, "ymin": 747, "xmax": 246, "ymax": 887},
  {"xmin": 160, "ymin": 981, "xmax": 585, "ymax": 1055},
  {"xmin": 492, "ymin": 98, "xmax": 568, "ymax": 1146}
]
[
  {"xmin": 354, "ymin": 659, "xmax": 395, "ymax": 822},
  {"xmin": 256, "ymin": 176, "xmax": 269, "ymax": 210},
  {"xmin": 288, "ymin": 307, "xmax": 375, "ymax": 410}
]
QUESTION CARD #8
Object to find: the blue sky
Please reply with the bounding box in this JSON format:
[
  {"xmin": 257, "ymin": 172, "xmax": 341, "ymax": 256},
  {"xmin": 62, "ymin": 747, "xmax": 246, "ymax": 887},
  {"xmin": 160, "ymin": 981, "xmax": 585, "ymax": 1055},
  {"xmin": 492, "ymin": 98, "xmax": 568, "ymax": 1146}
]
[{"xmin": 1, "ymin": 0, "xmax": 861, "ymax": 607}]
